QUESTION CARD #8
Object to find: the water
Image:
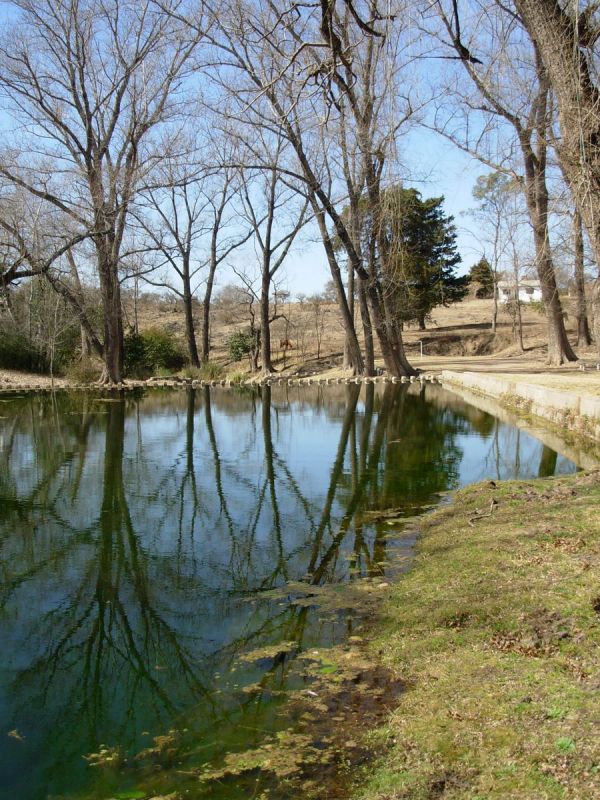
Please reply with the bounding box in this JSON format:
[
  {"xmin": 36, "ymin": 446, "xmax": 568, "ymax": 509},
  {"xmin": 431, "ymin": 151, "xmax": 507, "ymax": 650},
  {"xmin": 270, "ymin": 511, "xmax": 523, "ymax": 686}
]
[{"xmin": 0, "ymin": 383, "xmax": 579, "ymax": 799}]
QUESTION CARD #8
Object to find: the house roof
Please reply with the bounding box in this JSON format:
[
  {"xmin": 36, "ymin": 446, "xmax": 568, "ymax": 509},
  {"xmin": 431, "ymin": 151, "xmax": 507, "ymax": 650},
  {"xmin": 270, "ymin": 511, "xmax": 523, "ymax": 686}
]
[{"xmin": 497, "ymin": 279, "xmax": 541, "ymax": 288}]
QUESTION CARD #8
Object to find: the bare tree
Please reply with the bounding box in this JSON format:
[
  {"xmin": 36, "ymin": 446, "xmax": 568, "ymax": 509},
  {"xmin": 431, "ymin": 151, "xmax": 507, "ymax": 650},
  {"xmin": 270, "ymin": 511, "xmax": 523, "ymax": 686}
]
[
  {"xmin": 511, "ymin": 0, "xmax": 600, "ymax": 270},
  {"xmin": 0, "ymin": 188, "xmax": 90, "ymax": 291},
  {"xmin": 430, "ymin": 0, "xmax": 577, "ymax": 364},
  {"xmin": 505, "ymin": 227, "xmax": 528, "ymax": 353},
  {"xmin": 236, "ymin": 137, "xmax": 309, "ymax": 374},
  {"xmin": 572, "ymin": 208, "xmax": 593, "ymax": 347},
  {"xmin": 199, "ymin": 168, "xmax": 256, "ymax": 362},
  {"xmin": 309, "ymin": 294, "xmax": 328, "ymax": 360},
  {"xmin": 471, "ymin": 173, "xmax": 509, "ymax": 333},
  {"xmin": 0, "ymin": 0, "xmax": 203, "ymax": 383},
  {"xmin": 225, "ymin": 276, "xmax": 287, "ymax": 372},
  {"xmin": 195, "ymin": 0, "xmax": 420, "ymax": 376},
  {"xmin": 134, "ymin": 157, "xmax": 210, "ymax": 366},
  {"xmin": 511, "ymin": 0, "xmax": 600, "ymax": 355}
]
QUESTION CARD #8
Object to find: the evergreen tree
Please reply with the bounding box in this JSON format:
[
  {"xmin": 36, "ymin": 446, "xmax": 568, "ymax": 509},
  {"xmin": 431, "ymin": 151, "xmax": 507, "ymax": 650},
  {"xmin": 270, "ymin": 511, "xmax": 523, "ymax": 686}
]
[
  {"xmin": 356, "ymin": 186, "xmax": 467, "ymax": 330},
  {"xmin": 469, "ymin": 257, "xmax": 495, "ymax": 299}
]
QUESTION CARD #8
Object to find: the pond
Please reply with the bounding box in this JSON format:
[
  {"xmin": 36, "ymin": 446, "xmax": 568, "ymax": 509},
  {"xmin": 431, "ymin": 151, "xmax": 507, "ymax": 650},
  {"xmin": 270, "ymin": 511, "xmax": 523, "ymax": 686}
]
[{"xmin": 0, "ymin": 383, "xmax": 582, "ymax": 800}]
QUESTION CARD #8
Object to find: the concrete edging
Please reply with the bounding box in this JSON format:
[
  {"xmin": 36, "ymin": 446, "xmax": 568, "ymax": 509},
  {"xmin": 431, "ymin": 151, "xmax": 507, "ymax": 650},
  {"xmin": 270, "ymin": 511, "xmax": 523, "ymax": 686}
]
[
  {"xmin": 0, "ymin": 373, "xmax": 442, "ymax": 393},
  {"xmin": 440, "ymin": 370, "xmax": 600, "ymax": 444}
]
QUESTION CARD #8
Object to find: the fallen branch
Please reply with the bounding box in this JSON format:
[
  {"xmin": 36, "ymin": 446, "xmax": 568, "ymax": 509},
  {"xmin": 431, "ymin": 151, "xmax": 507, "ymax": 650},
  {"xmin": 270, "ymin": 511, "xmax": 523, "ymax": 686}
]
[{"xmin": 468, "ymin": 499, "xmax": 498, "ymax": 527}]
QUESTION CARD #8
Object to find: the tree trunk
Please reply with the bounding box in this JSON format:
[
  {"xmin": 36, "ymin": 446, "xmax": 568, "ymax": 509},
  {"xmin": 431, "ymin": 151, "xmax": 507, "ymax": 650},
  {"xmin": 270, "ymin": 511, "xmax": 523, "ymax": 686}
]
[
  {"xmin": 201, "ymin": 294, "xmax": 211, "ymax": 363},
  {"xmin": 99, "ymin": 252, "xmax": 124, "ymax": 383},
  {"xmin": 344, "ymin": 197, "xmax": 360, "ymax": 372},
  {"xmin": 177, "ymin": 251, "xmax": 200, "ymax": 368},
  {"xmin": 363, "ymin": 159, "xmax": 417, "ymax": 377},
  {"xmin": 520, "ymin": 138, "xmax": 576, "ymax": 365},
  {"xmin": 516, "ymin": 301, "xmax": 525, "ymax": 352},
  {"xmin": 260, "ymin": 268, "xmax": 274, "ymax": 375},
  {"xmin": 367, "ymin": 283, "xmax": 417, "ymax": 376},
  {"xmin": 179, "ymin": 255, "xmax": 199, "ymax": 368},
  {"xmin": 511, "ymin": 251, "xmax": 525, "ymax": 352},
  {"xmin": 202, "ymin": 230, "xmax": 221, "ymax": 362},
  {"xmin": 357, "ymin": 278, "xmax": 375, "ymax": 376},
  {"xmin": 592, "ymin": 278, "xmax": 600, "ymax": 360},
  {"xmin": 80, "ymin": 328, "xmax": 91, "ymax": 358},
  {"xmin": 312, "ymin": 198, "xmax": 364, "ymax": 374},
  {"xmin": 492, "ymin": 266, "xmax": 498, "ymax": 334},
  {"xmin": 573, "ymin": 209, "xmax": 592, "ymax": 347},
  {"xmin": 132, "ymin": 277, "xmax": 139, "ymax": 335},
  {"xmin": 183, "ymin": 283, "xmax": 200, "ymax": 368},
  {"xmin": 343, "ymin": 264, "xmax": 356, "ymax": 370},
  {"xmin": 492, "ymin": 226, "xmax": 500, "ymax": 334},
  {"xmin": 535, "ymin": 237, "xmax": 576, "ymax": 364},
  {"xmin": 418, "ymin": 314, "xmax": 426, "ymax": 331}
]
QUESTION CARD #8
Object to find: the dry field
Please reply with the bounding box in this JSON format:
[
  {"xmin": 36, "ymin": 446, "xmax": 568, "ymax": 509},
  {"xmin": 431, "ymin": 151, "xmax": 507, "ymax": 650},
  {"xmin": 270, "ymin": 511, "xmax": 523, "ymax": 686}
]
[{"xmin": 127, "ymin": 291, "xmax": 600, "ymax": 378}]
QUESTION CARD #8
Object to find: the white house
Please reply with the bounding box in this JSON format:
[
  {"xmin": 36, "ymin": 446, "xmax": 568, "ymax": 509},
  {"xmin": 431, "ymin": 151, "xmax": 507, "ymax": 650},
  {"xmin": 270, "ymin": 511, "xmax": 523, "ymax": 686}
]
[{"xmin": 497, "ymin": 278, "xmax": 542, "ymax": 304}]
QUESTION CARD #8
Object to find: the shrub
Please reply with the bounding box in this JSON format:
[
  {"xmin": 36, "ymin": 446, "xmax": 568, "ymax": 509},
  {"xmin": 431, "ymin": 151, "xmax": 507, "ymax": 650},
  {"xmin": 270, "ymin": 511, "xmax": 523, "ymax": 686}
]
[
  {"xmin": 143, "ymin": 328, "xmax": 185, "ymax": 370},
  {"xmin": 0, "ymin": 328, "xmax": 46, "ymax": 373},
  {"xmin": 182, "ymin": 361, "xmax": 225, "ymax": 381},
  {"xmin": 527, "ymin": 300, "xmax": 545, "ymax": 315},
  {"xmin": 123, "ymin": 332, "xmax": 146, "ymax": 376},
  {"xmin": 227, "ymin": 330, "xmax": 254, "ymax": 362},
  {"xmin": 64, "ymin": 358, "xmax": 102, "ymax": 383},
  {"xmin": 226, "ymin": 370, "xmax": 245, "ymax": 385},
  {"xmin": 51, "ymin": 326, "xmax": 82, "ymax": 373},
  {"xmin": 124, "ymin": 328, "xmax": 185, "ymax": 377}
]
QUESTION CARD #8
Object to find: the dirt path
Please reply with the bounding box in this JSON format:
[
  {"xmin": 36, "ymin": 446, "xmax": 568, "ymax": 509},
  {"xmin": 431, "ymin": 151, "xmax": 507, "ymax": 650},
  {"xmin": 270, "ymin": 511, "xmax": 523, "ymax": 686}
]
[
  {"xmin": 419, "ymin": 354, "xmax": 600, "ymax": 397},
  {"xmin": 0, "ymin": 369, "xmax": 68, "ymax": 389}
]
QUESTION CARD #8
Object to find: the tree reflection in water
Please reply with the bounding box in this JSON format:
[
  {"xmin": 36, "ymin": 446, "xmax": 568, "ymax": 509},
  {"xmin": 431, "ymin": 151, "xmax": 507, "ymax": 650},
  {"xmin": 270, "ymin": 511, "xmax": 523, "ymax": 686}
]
[{"xmin": 0, "ymin": 385, "xmax": 577, "ymax": 799}]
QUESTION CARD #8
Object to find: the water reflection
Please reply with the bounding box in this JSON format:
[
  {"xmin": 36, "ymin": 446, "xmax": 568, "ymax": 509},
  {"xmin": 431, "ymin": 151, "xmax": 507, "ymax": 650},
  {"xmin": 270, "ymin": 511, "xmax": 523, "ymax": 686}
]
[{"xmin": 0, "ymin": 385, "xmax": 578, "ymax": 799}]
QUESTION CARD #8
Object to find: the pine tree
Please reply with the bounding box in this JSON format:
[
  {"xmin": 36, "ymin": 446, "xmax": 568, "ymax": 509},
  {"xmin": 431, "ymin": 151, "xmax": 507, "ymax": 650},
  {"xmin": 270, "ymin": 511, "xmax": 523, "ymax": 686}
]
[
  {"xmin": 379, "ymin": 187, "xmax": 467, "ymax": 330},
  {"xmin": 334, "ymin": 186, "xmax": 467, "ymax": 330},
  {"xmin": 469, "ymin": 257, "xmax": 495, "ymax": 299}
]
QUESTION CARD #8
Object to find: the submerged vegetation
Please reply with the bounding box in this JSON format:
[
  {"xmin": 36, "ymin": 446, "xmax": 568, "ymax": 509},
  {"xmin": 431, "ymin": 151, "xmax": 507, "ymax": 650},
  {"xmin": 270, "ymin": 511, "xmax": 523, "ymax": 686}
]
[{"xmin": 63, "ymin": 468, "xmax": 600, "ymax": 800}]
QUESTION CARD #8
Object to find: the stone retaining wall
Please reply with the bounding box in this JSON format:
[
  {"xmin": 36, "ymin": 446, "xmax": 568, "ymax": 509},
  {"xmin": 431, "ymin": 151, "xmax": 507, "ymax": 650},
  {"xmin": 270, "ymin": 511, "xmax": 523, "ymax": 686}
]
[
  {"xmin": 0, "ymin": 373, "xmax": 440, "ymax": 394},
  {"xmin": 440, "ymin": 370, "xmax": 600, "ymax": 444}
]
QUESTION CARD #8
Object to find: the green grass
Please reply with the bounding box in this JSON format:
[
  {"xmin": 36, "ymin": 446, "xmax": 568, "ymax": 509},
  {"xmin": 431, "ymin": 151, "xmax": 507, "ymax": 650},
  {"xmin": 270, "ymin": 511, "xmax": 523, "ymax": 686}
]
[
  {"xmin": 181, "ymin": 361, "xmax": 224, "ymax": 381},
  {"xmin": 353, "ymin": 471, "xmax": 600, "ymax": 799}
]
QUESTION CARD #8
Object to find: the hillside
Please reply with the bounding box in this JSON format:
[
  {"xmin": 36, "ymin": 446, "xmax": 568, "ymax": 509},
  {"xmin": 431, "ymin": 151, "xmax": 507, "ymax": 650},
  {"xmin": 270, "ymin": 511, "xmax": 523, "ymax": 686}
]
[{"xmin": 124, "ymin": 292, "xmax": 598, "ymax": 377}]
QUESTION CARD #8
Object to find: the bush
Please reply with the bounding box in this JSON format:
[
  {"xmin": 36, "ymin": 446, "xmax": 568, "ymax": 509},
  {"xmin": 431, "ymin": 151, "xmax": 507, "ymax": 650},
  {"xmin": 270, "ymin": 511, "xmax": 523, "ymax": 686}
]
[
  {"xmin": 124, "ymin": 328, "xmax": 185, "ymax": 377},
  {"xmin": 52, "ymin": 326, "xmax": 82, "ymax": 373},
  {"xmin": 0, "ymin": 329, "xmax": 47, "ymax": 373},
  {"xmin": 527, "ymin": 300, "xmax": 545, "ymax": 316},
  {"xmin": 143, "ymin": 328, "xmax": 185, "ymax": 371},
  {"xmin": 182, "ymin": 361, "xmax": 225, "ymax": 381},
  {"xmin": 64, "ymin": 358, "xmax": 102, "ymax": 383},
  {"xmin": 227, "ymin": 330, "xmax": 254, "ymax": 362},
  {"xmin": 226, "ymin": 370, "xmax": 245, "ymax": 385}
]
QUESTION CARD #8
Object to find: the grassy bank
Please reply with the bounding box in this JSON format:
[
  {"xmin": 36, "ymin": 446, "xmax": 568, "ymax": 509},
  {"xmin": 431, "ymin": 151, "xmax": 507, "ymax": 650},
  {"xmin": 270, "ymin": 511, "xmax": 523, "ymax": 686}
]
[{"xmin": 355, "ymin": 471, "xmax": 600, "ymax": 799}]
